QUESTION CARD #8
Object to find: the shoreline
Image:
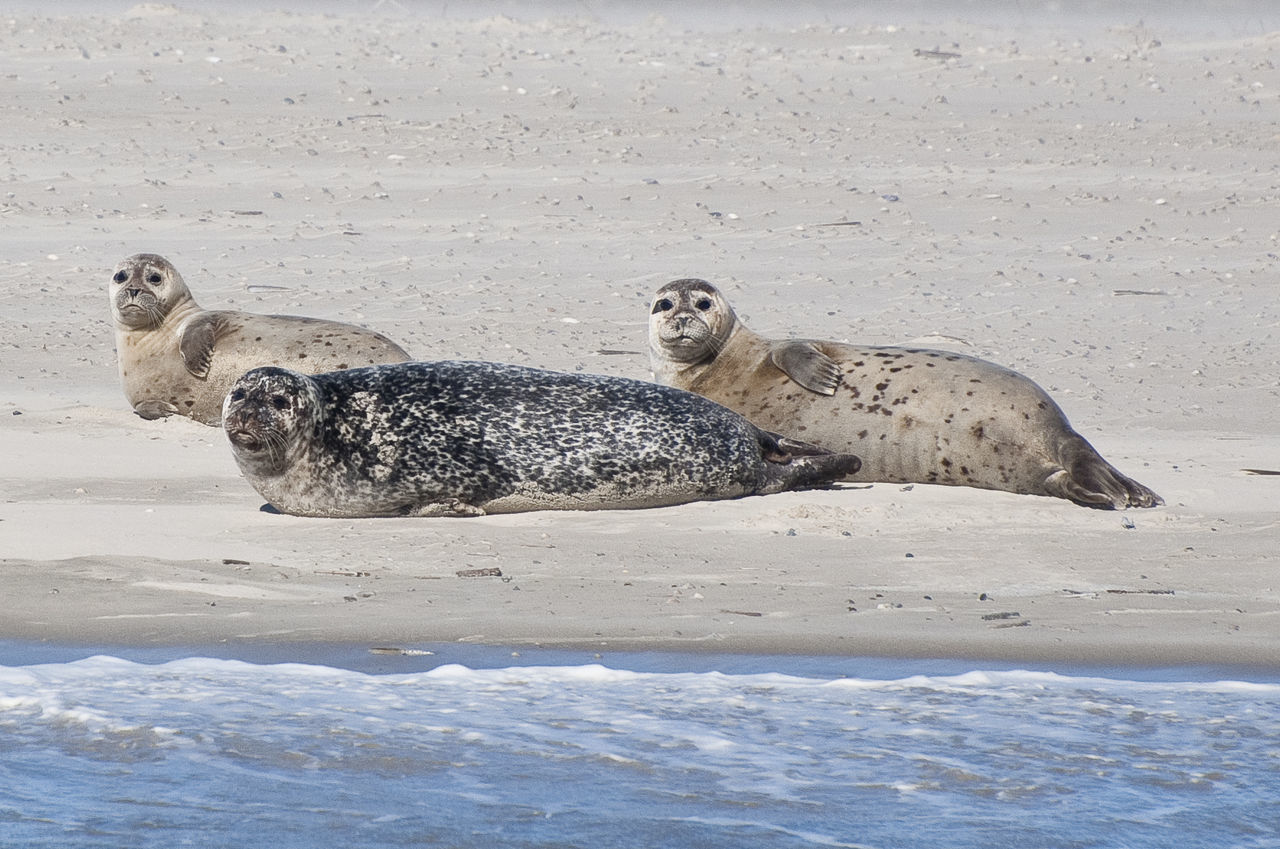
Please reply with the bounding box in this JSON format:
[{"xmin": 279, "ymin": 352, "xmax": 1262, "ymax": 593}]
[{"xmin": 5, "ymin": 637, "xmax": 1280, "ymax": 684}]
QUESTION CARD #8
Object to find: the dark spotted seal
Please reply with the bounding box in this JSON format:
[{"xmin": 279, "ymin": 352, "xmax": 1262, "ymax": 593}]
[
  {"xmin": 221, "ymin": 361, "xmax": 862, "ymax": 517},
  {"xmin": 648, "ymin": 278, "xmax": 1161, "ymax": 509},
  {"xmin": 110, "ymin": 253, "xmax": 411, "ymax": 425}
]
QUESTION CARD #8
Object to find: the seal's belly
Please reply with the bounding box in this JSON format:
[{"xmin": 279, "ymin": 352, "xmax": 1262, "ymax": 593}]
[
  {"xmin": 118, "ymin": 334, "xmax": 216, "ymax": 419},
  {"xmin": 697, "ymin": 352, "xmax": 1066, "ymax": 489}
]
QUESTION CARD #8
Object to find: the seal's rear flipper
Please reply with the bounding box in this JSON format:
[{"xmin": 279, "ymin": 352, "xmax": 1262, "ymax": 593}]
[
  {"xmin": 757, "ymin": 429, "xmax": 861, "ymax": 493},
  {"xmin": 1045, "ymin": 435, "xmax": 1163, "ymax": 509},
  {"xmin": 758, "ymin": 430, "xmax": 839, "ymax": 462},
  {"xmin": 760, "ymin": 452, "xmax": 862, "ymax": 494}
]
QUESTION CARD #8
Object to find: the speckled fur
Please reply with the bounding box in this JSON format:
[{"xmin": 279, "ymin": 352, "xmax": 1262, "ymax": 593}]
[
  {"xmin": 649, "ymin": 279, "xmax": 1162, "ymax": 509},
  {"xmin": 221, "ymin": 361, "xmax": 861, "ymax": 517},
  {"xmin": 110, "ymin": 253, "xmax": 410, "ymax": 426}
]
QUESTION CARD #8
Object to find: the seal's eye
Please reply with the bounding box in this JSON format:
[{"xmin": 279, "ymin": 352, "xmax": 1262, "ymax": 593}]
[
  {"xmin": 270, "ymin": 395, "xmax": 289, "ymax": 410},
  {"xmin": 228, "ymin": 389, "xmax": 245, "ymax": 403},
  {"xmin": 652, "ymin": 298, "xmax": 674, "ymax": 314},
  {"xmin": 695, "ymin": 298, "xmax": 713, "ymax": 311},
  {"xmin": 113, "ymin": 270, "xmax": 128, "ymax": 284},
  {"xmin": 147, "ymin": 272, "xmax": 163, "ymax": 284}
]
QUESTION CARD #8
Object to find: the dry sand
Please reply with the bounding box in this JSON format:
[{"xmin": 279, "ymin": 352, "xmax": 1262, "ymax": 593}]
[{"xmin": 2, "ymin": 2, "xmax": 1278, "ymax": 669}]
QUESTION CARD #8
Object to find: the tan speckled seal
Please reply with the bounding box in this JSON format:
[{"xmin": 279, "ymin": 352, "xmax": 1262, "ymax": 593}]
[
  {"xmin": 110, "ymin": 253, "xmax": 411, "ymax": 425},
  {"xmin": 648, "ymin": 278, "xmax": 1161, "ymax": 509}
]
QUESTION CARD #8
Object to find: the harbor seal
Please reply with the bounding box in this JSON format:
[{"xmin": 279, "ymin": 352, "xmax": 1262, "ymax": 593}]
[
  {"xmin": 221, "ymin": 360, "xmax": 862, "ymax": 517},
  {"xmin": 110, "ymin": 253, "xmax": 411, "ymax": 426},
  {"xmin": 648, "ymin": 278, "xmax": 1162, "ymax": 509}
]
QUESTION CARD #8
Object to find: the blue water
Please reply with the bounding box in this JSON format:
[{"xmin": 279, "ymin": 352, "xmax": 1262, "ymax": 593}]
[{"xmin": 1, "ymin": 646, "xmax": 1277, "ymax": 849}]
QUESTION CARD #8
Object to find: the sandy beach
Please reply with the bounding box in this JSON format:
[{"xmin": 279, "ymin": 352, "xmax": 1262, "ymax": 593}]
[{"xmin": 1, "ymin": 2, "xmax": 1278, "ymax": 670}]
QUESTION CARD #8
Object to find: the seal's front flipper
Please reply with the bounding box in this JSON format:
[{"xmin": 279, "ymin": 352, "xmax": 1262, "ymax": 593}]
[
  {"xmin": 769, "ymin": 341, "xmax": 841, "ymax": 395},
  {"xmin": 408, "ymin": 499, "xmax": 487, "ymax": 518},
  {"xmin": 134, "ymin": 399, "xmax": 179, "ymax": 420},
  {"xmin": 178, "ymin": 313, "xmax": 227, "ymax": 379}
]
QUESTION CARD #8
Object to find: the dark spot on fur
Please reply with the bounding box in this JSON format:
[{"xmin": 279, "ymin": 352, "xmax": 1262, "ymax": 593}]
[
  {"xmin": 875, "ymin": 382, "xmax": 889, "ymax": 392},
  {"xmin": 857, "ymin": 429, "xmax": 869, "ymax": 439}
]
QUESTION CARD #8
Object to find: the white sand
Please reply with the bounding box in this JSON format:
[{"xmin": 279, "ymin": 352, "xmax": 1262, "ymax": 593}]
[{"xmin": 1, "ymin": 3, "xmax": 1278, "ymax": 668}]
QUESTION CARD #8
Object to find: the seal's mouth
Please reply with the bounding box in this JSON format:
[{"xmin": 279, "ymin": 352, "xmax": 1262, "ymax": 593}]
[
  {"xmin": 114, "ymin": 295, "xmax": 162, "ymax": 328},
  {"xmin": 226, "ymin": 427, "xmax": 265, "ymax": 453},
  {"xmin": 224, "ymin": 411, "xmax": 290, "ymax": 474},
  {"xmin": 657, "ymin": 317, "xmax": 709, "ymax": 346}
]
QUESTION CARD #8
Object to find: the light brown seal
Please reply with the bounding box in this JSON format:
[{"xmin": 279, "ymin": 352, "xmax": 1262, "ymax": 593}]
[
  {"xmin": 110, "ymin": 253, "xmax": 411, "ymax": 425},
  {"xmin": 648, "ymin": 278, "xmax": 1162, "ymax": 509},
  {"xmin": 222, "ymin": 361, "xmax": 862, "ymax": 517}
]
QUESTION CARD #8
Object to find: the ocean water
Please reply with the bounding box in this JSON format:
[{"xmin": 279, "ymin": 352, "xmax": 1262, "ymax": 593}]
[{"xmin": 1, "ymin": 647, "xmax": 1278, "ymax": 849}]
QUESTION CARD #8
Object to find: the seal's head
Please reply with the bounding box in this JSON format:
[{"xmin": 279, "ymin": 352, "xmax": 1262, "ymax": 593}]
[
  {"xmin": 110, "ymin": 253, "xmax": 192, "ymax": 330},
  {"xmin": 222, "ymin": 366, "xmax": 321, "ymax": 477},
  {"xmin": 648, "ymin": 278, "xmax": 738, "ymax": 367}
]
